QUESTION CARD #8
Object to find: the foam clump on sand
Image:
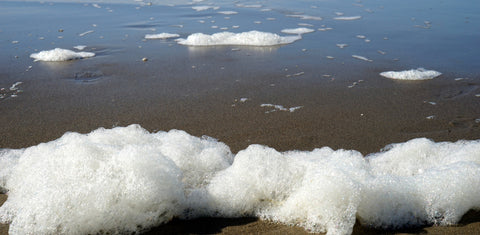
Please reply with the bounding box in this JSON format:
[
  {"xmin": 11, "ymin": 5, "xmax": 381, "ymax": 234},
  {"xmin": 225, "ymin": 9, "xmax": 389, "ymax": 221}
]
[
  {"xmin": 260, "ymin": 104, "xmax": 303, "ymax": 113},
  {"xmin": 380, "ymin": 68, "xmax": 442, "ymax": 80},
  {"xmin": 0, "ymin": 125, "xmax": 233, "ymax": 234},
  {"xmin": 145, "ymin": 33, "xmax": 180, "ymax": 39},
  {"xmin": 281, "ymin": 27, "xmax": 315, "ymax": 35},
  {"xmin": 1, "ymin": 126, "xmax": 480, "ymax": 235},
  {"xmin": 176, "ymin": 31, "xmax": 301, "ymax": 46},
  {"xmin": 30, "ymin": 48, "xmax": 95, "ymax": 62}
]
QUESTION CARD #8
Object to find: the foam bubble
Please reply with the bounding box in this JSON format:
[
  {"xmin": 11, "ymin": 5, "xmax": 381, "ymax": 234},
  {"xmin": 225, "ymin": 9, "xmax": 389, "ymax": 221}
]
[
  {"xmin": 145, "ymin": 33, "xmax": 180, "ymax": 39},
  {"xmin": 176, "ymin": 31, "xmax": 301, "ymax": 46},
  {"xmin": 30, "ymin": 48, "xmax": 95, "ymax": 62},
  {"xmin": 380, "ymin": 68, "xmax": 442, "ymax": 80},
  {"xmin": 1, "ymin": 126, "xmax": 479, "ymax": 235},
  {"xmin": 281, "ymin": 27, "xmax": 315, "ymax": 35}
]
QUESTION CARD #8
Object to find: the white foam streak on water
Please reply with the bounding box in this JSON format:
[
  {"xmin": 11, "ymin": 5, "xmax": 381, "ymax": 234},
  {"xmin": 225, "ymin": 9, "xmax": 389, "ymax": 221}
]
[
  {"xmin": 334, "ymin": 16, "xmax": 362, "ymax": 21},
  {"xmin": 281, "ymin": 27, "xmax": 315, "ymax": 35},
  {"xmin": 380, "ymin": 68, "xmax": 442, "ymax": 80},
  {"xmin": 218, "ymin": 11, "xmax": 238, "ymax": 15},
  {"xmin": 0, "ymin": 126, "xmax": 479, "ymax": 234},
  {"xmin": 145, "ymin": 33, "xmax": 180, "ymax": 39},
  {"xmin": 176, "ymin": 31, "xmax": 301, "ymax": 46},
  {"xmin": 287, "ymin": 14, "xmax": 323, "ymax": 21},
  {"xmin": 352, "ymin": 55, "xmax": 372, "ymax": 62},
  {"xmin": 73, "ymin": 45, "xmax": 87, "ymax": 50},
  {"xmin": 192, "ymin": 6, "xmax": 219, "ymax": 11},
  {"xmin": 30, "ymin": 48, "xmax": 95, "ymax": 62}
]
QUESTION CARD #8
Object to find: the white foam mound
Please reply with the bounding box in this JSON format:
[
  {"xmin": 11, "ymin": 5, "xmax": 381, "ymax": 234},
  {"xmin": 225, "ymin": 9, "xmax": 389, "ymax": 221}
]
[
  {"xmin": 30, "ymin": 48, "xmax": 95, "ymax": 62},
  {"xmin": 145, "ymin": 33, "xmax": 180, "ymax": 39},
  {"xmin": 176, "ymin": 31, "xmax": 301, "ymax": 46},
  {"xmin": 0, "ymin": 125, "xmax": 233, "ymax": 234},
  {"xmin": 281, "ymin": 27, "xmax": 315, "ymax": 35},
  {"xmin": 1, "ymin": 125, "xmax": 480, "ymax": 235},
  {"xmin": 380, "ymin": 68, "xmax": 442, "ymax": 80}
]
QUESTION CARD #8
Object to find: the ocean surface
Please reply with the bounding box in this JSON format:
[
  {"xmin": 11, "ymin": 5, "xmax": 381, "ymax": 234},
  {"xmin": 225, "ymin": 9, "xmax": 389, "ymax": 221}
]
[{"xmin": 1, "ymin": 0, "xmax": 480, "ymax": 234}]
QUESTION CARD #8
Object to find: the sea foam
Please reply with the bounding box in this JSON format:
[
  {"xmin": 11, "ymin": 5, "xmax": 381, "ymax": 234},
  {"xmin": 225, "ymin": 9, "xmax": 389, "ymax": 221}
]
[
  {"xmin": 1, "ymin": 125, "xmax": 480, "ymax": 235},
  {"xmin": 281, "ymin": 27, "xmax": 315, "ymax": 35},
  {"xmin": 334, "ymin": 16, "xmax": 362, "ymax": 21},
  {"xmin": 145, "ymin": 33, "xmax": 180, "ymax": 39},
  {"xmin": 380, "ymin": 68, "xmax": 442, "ymax": 80},
  {"xmin": 176, "ymin": 31, "xmax": 301, "ymax": 46},
  {"xmin": 30, "ymin": 48, "xmax": 95, "ymax": 62}
]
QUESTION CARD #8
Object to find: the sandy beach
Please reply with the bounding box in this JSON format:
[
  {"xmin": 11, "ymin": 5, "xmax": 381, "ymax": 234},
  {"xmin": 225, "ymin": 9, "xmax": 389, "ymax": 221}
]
[
  {"xmin": 1, "ymin": 0, "xmax": 480, "ymax": 234},
  {"xmin": 1, "ymin": 63, "xmax": 479, "ymax": 234}
]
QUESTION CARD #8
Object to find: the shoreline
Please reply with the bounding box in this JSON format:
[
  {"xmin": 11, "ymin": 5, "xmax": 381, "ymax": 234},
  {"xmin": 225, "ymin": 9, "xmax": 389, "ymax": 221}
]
[{"xmin": 2, "ymin": 193, "xmax": 480, "ymax": 234}]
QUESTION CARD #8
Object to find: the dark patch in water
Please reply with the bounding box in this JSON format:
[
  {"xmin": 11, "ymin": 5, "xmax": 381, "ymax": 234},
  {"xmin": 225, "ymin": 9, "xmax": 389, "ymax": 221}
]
[
  {"xmin": 441, "ymin": 84, "xmax": 479, "ymax": 100},
  {"xmin": 123, "ymin": 21, "xmax": 165, "ymax": 29},
  {"xmin": 448, "ymin": 117, "xmax": 480, "ymax": 129},
  {"xmin": 74, "ymin": 71, "xmax": 104, "ymax": 83}
]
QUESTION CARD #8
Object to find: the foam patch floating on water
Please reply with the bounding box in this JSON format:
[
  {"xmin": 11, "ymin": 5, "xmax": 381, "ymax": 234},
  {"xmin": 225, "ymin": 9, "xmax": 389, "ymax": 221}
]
[
  {"xmin": 30, "ymin": 48, "xmax": 95, "ymax": 62},
  {"xmin": 287, "ymin": 14, "xmax": 323, "ymax": 21},
  {"xmin": 78, "ymin": 30, "xmax": 94, "ymax": 37},
  {"xmin": 176, "ymin": 31, "xmax": 301, "ymax": 46},
  {"xmin": 192, "ymin": 6, "xmax": 219, "ymax": 11},
  {"xmin": 145, "ymin": 33, "xmax": 180, "ymax": 39},
  {"xmin": 334, "ymin": 16, "xmax": 362, "ymax": 21},
  {"xmin": 218, "ymin": 11, "xmax": 238, "ymax": 15},
  {"xmin": 73, "ymin": 45, "xmax": 87, "ymax": 50},
  {"xmin": 281, "ymin": 28, "xmax": 315, "ymax": 35},
  {"xmin": 380, "ymin": 68, "xmax": 442, "ymax": 80},
  {"xmin": 352, "ymin": 55, "xmax": 372, "ymax": 62},
  {"xmin": 236, "ymin": 4, "xmax": 262, "ymax": 8}
]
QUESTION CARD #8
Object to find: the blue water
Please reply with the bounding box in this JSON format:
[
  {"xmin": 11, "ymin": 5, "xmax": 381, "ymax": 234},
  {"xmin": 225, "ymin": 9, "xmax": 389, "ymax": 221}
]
[{"xmin": 2, "ymin": 0, "xmax": 479, "ymax": 75}]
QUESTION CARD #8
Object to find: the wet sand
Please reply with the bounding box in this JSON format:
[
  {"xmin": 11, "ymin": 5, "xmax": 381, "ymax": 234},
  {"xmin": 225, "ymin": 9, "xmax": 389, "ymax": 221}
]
[
  {"xmin": 1, "ymin": 37, "xmax": 480, "ymax": 235},
  {"xmin": 1, "ymin": 64, "xmax": 479, "ymax": 234}
]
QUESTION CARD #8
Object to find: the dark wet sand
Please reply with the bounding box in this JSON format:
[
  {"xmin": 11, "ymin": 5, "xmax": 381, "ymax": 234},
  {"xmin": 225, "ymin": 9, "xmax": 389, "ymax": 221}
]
[{"xmin": 1, "ymin": 63, "xmax": 479, "ymax": 234}]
